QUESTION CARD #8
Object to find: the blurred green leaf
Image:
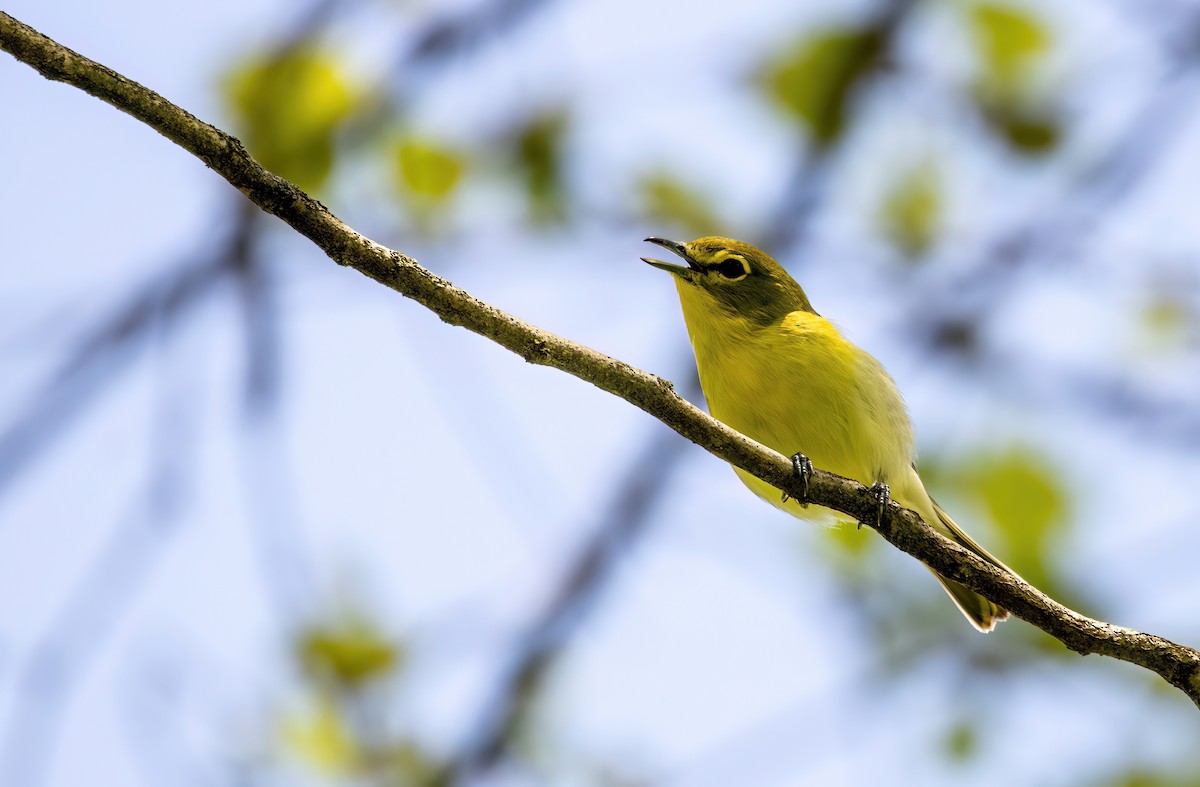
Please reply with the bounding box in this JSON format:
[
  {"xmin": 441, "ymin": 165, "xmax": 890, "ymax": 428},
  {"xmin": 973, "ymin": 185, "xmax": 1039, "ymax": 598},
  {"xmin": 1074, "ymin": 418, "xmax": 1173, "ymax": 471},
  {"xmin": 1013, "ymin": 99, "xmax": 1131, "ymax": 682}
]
[
  {"xmin": 758, "ymin": 27, "xmax": 883, "ymax": 147},
  {"xmin": 967, "ymin": 449, "xmax": 1063, "ymax": 542},
  {"xmin": 298, "ymin": 615, "xmax": 401, "ymax": 691},
  {"xmin": 942, "ymin": 718, "xmax": 978, "ymax": 761},
  {"xmin": 1143, "ymin": 297, "xmax": 1189, "ymax": 337},
  {"xmin": 393, "ymin": 136, "xmax": 466, "ymax": 203},
  {"xmin": 813, "ymin": 520, "xmax": 883, "ymax": 605},
  {"xmin": 965, "ymin": 3, "xmax": 1062, "ymax": 155},
  {"xmin": 1141, "ymin": 294, "xmax": 1195, "ymax": 351},
  {"xmin": 879, "ymin": 162, "xmax": 942, "ymax": 259},
  {"xmin": 976, "ymin": 97, "xmax": 1062, "ymax": 155},
  {"xmin": 823, "ymin": 519, "xmax": 877, "ymax": 557},
  {"xmin": 372, "ymin": 741, "xmax": 445, "ymax": 785},
  {"xmin": 281, "ymin": 697, "xmax": 358, "ymax": 775},
  {"xmin": 968, "ymin": 2, "xmax": 1050, "ymax": 86},
  {"xmin": 638, "ymin": 172, "xmax": 723, "ymax": 238},
  {"xmin": 953, "ymin": 447, "xmax": 1068, "ymax": 593},
  {"xmin": 224, "ymin": 48, "xmax": 359, "ymax": 192},
  {"xmin": 1091, "ymin": 768, "xmax": 1200, "ymax": 787},
  {"xmin": 509, "ymin": 108, "xmax": 570, "ymax": 225}
]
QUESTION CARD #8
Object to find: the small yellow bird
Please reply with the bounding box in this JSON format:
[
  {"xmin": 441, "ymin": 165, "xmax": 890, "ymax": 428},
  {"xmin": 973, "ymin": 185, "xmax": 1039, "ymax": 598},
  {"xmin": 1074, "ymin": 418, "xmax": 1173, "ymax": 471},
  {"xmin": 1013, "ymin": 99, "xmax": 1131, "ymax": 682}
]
[{"xmin": 643, "ymin": 236, "xmax": 1011, "ymax": 631}]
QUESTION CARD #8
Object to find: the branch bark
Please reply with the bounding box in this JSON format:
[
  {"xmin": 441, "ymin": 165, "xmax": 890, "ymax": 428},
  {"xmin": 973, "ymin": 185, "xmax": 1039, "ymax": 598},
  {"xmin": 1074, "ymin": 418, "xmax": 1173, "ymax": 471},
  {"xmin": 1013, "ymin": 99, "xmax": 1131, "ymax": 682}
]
[{"xmin": 4, "ymin": 11, "xmax": 1200, "ymax": 708}]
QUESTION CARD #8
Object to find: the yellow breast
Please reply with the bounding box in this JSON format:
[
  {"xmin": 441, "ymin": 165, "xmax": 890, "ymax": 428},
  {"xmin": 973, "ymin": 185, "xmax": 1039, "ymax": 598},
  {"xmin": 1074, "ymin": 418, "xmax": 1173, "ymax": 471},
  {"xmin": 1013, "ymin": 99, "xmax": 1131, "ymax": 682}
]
[{"xmin": 676, "ymin": 283, "xmax": 916, "ymax": 518}]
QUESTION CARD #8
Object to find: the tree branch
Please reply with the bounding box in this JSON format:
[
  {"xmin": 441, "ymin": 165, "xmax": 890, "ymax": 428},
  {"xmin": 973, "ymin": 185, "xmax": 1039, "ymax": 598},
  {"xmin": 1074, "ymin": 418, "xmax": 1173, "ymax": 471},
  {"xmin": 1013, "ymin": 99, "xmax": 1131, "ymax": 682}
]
[{"xmin": 4, "ymin": 11, "xmax": 1200, "ymax": 708}]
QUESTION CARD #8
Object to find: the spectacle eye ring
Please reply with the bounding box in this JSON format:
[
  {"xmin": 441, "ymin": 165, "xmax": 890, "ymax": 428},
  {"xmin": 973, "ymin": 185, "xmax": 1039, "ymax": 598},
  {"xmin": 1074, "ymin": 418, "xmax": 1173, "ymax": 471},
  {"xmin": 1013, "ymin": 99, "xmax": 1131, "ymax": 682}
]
[{"xmin": 715, "ymin": 257, "xmax": 749, "ymax": 281}]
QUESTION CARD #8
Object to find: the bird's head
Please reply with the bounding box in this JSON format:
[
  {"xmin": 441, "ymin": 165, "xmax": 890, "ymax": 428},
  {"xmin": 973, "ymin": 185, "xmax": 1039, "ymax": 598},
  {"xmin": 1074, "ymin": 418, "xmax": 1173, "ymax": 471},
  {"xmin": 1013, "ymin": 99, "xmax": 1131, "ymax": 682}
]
[{"xmin": 642, "ymin": 236, "xmax": 814, "ymax": 325}]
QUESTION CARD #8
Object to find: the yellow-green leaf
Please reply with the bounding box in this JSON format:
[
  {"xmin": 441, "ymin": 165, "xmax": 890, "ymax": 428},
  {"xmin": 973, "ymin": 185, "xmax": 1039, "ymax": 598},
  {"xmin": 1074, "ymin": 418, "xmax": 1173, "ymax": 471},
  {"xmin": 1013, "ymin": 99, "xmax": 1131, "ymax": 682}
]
[
  {"xmin": 1096, "ymin": 767, "xmax": 1200, "ymax": 787},
  {"xmin": 510, "ymin": 109, "xmax": 569, "ymax": 225},
  {"xmin": 824, "ymin": 519, "xmax": 877, "ymax": 556},
  {"xmin": 1141, "ymin": 294, "xmax": 1195, "ymax": 351},
  {"xmin": 925, "ymin": 447, "xmax": 1090, "ymax": 617},
  {"xmin": 281, "ymin": 697, "xmax": 358, "ymax": 775},
  {"xmin": 758, "ymin": 27, "xmax": 883, "ymax": 147},
  {"xmin": 298, "ymin": 616, "xmax": 401, "ymax": 691},
  {"xmin": 393, "ymin": 137, "xmax": 465, "ymax": 202},
  {"xmin": 813, "ymin": 520, "xmax": 881, "ymax": 588},
  {"xmin": 377, "ymin": 742, "xmax": 443, "ymax": 784},
  {"xmin": 879, "ymin": 163, "xmax": 941, "ymax": 259},
  {"xmin": 956, "ymin": 447, "xmax": 1067, "ymax": 590},
  {"xmin": 965, "ymin": 4, "xmax": 1061, "ymax": 155},
  {"xmin": 224, "ymin": 48, "xmax": 359, "ymax": 192},
  {"xmin": 943, "ymin": 718, "xmax": 978, "ymax": 761},
  {"xmin": 969, "ymin": 450, "xmax": 1063, "ymax": 541},
  {"xmin": 968, "ymin": 2, "xmax": 1051, "ymax": 85},
  {"xmin": 1143, "ymin": 297, "xmax": 1189, "ymax": 336},
  {"xmin": 976, "ymin": 96, "xmax": 1062, "ymax": 155}
]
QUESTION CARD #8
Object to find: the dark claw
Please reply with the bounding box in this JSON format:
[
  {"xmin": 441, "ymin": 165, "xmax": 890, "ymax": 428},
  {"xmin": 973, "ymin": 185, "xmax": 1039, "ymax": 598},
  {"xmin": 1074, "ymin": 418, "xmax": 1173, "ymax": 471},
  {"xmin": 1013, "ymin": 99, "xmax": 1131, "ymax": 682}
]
[
  {"xmin": 781, "ymin": 452, "xmax": 813, "ymax": 507},
  {"xmin": 861, "ymin": 481, "xmax": 890, "ymax": 530}
]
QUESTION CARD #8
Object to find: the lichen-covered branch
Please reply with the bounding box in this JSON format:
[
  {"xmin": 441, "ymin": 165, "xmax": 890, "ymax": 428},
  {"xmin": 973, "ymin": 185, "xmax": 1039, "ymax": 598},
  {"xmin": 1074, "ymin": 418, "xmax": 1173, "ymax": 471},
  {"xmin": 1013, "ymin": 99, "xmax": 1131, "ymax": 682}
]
[{"xmin": 4, "ymin": 11, "xmax": 1200, "ymax": 708}]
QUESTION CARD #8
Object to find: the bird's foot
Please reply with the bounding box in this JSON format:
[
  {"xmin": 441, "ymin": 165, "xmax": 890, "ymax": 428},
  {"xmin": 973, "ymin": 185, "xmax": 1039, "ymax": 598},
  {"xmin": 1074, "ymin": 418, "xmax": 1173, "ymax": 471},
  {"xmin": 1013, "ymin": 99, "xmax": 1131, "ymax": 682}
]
[
  {"xmin": 780, "ymin": 452, "xmax": 813, "ymax": 507},
  {"xmin": 860, "ymin": 482, "xmax": 890, "ymax": 530}
]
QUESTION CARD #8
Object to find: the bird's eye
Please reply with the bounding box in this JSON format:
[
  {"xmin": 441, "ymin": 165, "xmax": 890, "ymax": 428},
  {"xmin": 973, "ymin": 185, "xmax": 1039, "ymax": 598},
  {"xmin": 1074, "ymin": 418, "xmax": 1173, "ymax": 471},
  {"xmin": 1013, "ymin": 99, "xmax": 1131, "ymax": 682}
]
[{"xmin": 715, "ymin": 257, "xmax": 749, "ymax": 280}]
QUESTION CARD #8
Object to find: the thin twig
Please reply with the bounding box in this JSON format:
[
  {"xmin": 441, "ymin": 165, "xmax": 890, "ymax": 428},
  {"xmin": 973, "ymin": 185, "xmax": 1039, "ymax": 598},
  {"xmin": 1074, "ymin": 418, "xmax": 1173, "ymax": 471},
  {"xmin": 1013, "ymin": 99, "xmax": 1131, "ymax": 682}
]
[
  {"xmin": 452, "ymin": 425, "xmax": 692, "ymax": 782},
  {"xmin": 0, "ymin": 251, "xmax": 228, "ymax": 500}
]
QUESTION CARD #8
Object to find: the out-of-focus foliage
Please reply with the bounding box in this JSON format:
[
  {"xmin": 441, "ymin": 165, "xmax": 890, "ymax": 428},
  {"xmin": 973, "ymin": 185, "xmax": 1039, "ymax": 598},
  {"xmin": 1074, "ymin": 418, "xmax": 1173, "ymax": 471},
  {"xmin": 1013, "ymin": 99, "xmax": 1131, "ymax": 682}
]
[
  {"xmin": 282, "ymin": 696, "xmax": 359, "ymax": 775},
  {"xmin": 282, "ymin": 607, "xmax": 444, "ymax": 784},
  {"xmin": 968, "ymin": 1, "xmax": 1050, "ymax": 88},
  {"xmin": 506, "ymin": 108, "xmax": 570, "ymax": 226},
  {"xmin": 937, "ymin": 447, "xmax": 1069, "ymax": 597},
  {"xmin": 758, "ymin": 26, "xmax": 883, "ymax": 147},
  {"xmin": 393, "ymin": 136, "xmax": 466, "ymax": 205},
  {"xmin": 941, "ymin": 718, "xmax": 978, "ymax": 762},
  {"xmin": 879, "ymin": 161, "xmax": 942, "ymax": 259},
  {"xmin": 637, "ymin": 172, "xmax": 723, "ymax": 239},
  {"xmin": 1090, "ymin": 768, "xmax": 1200, "ymax": 787},
  {"xmin": 224, "ymin": 48, "xmax": 360, "ymax": 192},
  {"xmin": 963, "ymin": 1, "xmax": 1063, "ymax": 154},
  {"xmin": 298, "ymin": 612, "xmax": 402, "ymax": 692},
  {"xmin": 1141, "ymin": 285, "xmax": 1200, "ymax": 353},
  {"xmin": 821, "ymin": 516, "xmax": 877, "ymax": 558},
  {"xmin": 1142, "ymin": 296, "xmax": 1192, "ymax": 349},
  {"xmin": 976, "ymin": 100, "xmax": 1061, "ymax": 154},
  {"xmin": 817, "ymin": 447, "xmax": 1070, "ymax": 583},
  {"xmin": 816, "ymin": 445, "xmax": 1076, "ymax": 662}
]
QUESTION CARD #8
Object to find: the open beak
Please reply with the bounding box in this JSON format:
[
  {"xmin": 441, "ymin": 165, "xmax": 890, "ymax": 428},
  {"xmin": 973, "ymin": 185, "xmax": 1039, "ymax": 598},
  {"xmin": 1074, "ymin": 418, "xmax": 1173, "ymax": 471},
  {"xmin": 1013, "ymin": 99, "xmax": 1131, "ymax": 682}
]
[{"xmin": 642, "ymin": 237, "xmax": 697, "ymax": 281}]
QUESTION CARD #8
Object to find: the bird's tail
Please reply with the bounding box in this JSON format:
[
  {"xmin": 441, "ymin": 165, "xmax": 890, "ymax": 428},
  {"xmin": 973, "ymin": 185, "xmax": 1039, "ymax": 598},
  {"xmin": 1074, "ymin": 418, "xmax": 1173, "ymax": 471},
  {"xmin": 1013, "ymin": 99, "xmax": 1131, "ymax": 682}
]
[{"xmin": 927, "ymin": 502, "xmax": 1014, "ymax": 632}]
